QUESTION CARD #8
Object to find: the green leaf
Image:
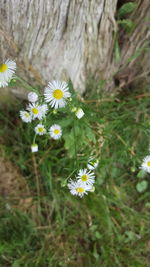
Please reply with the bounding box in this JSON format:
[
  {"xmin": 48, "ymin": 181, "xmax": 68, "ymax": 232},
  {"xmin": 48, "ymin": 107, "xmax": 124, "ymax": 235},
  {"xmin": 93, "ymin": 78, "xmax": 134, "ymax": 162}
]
[
  {"xmin": 118, "ymin": 3, "xmax": 137, "ymax": 18},
  {"xmin": 95, "ymin": 231, "xmax": 102, "ymax": 240},
  {"xmin": 118, "ymin": 19, "xmax": 134, "ymax": 32},
  {"xmin": 136, "ymin": 169, "xmax": 146, "ymax": 179},
  {"xmin": 145, "ymin": 202, "xmax": 150, "ymax": 208},
  {"xmin": 86, "ymin": 127, "xmax": 96, "ymax": 143},
  {"xmin": 124, "ymin": 231, "xmax": 136, "ymax": 243},
  {"xmin": 136, "ymin": 180, "xmax": 148, "ymax": 193}
]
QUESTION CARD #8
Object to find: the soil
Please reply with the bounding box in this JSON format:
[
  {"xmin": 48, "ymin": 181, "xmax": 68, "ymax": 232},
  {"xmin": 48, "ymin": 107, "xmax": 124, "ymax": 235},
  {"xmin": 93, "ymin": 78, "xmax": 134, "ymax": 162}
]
[{"xmin": 0, "ymin": 156, "xmax": 32, "ymax": 211}]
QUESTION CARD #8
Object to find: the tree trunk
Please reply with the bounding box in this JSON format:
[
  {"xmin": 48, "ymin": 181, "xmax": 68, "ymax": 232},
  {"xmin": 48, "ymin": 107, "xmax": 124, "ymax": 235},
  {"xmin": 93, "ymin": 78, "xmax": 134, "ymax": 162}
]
[{"xmin": 0, "ymin": 0, "xmax": 149, "ymax": 97}]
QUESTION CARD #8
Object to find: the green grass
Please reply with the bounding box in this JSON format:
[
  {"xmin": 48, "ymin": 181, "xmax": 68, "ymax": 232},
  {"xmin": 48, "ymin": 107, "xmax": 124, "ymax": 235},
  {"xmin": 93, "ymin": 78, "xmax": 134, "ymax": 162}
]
[{"xmin": 0, "ymin": 83, "xmax": 150, "ymax": 267}]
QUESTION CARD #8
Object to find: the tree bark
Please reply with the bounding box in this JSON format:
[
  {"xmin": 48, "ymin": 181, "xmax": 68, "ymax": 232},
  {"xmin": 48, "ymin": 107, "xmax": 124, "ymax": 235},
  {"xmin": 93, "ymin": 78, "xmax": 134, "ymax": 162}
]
[{"xmin": 0, "ymin": 0, "xmax": 149, "ymax": 97}]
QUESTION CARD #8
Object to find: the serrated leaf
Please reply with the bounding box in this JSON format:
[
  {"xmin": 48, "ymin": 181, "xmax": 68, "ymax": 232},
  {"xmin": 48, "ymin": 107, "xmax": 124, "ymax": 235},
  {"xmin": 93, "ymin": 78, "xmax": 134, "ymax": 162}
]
[
  {"xmin": 136, "ymin": 180, "xmax": 148, "ymax": 193},
  {"xmin": 118, "ymin": 3, "xmax": 137, "ymax": 18}
]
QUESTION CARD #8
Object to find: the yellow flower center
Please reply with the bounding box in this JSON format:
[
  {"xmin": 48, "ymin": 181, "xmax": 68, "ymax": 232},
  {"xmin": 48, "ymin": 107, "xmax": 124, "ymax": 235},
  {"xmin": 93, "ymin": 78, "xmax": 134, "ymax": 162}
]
[
  {"xmin": 32, "ymin": 108, "xmax": 39, "ymax": 114},
  {"xmin": 54, "ymin": 129, "xmax": 60, "ymax": 135},
  {"xmin": 76, "ymin": 187, "xmax": 85, "ymax": 193},
  {"xmin": 25, "ymin": 113, "xmax": 30, "ymax": 118},
  {"xmin": 81, "ymin": 174, "xmax": 89, "ymax": 181},
  {"xmin": 38, "ymin": 127, "xmax": 44, "ymax": 132},
  {"xmin": 53, "ymin": 89, "xmax": 63, "ymax": 100},
  {"xmin": 147, "ymin": 161, "xmax": 150, "ymax": 167},
  {"xmin": 0, "ymin": 63, "xmax": 8, "ymax": 72}
]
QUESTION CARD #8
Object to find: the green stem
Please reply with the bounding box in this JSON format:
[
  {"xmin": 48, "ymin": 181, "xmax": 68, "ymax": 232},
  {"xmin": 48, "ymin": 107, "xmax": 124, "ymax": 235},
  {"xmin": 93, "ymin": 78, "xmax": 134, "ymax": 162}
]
[
  {"xmin": 33, "ymin": 133, "xmax": 37, "ymax": 144},
  {"xmin": 73, "ymin": 120, "xmax": 78, "ymax": 168},
  {"xmin": 14, "ymin": 75, "xmax": 38, "ymax": 93}
]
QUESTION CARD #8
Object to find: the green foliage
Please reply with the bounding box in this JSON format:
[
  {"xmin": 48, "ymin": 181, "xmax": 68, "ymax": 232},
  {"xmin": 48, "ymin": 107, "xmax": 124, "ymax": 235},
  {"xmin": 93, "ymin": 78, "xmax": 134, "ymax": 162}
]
[
  {"xmin": 118, "ymin": 2, "xmax": 137, "ymax": 18},
  {"xmin": 136, "ymin": 180, "xmax": 148, "ymax": 193},
  {"xmin": 0, "ymin": 81, "xmax": 150, "ymax": 266},
  {"xmin": 118, "ymin": 19, "xmax": 134, "ymax": 32}
]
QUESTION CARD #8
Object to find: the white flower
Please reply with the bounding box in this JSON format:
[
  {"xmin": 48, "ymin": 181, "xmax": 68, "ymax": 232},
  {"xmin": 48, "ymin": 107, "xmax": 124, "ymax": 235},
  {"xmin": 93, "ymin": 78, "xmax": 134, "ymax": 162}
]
[
  {"xmin": 140, "ymin": 155, "xmax": 150, "ymax": 173},
  {"xmin": 49, "ymin": 124, "xmax": 62, "ymax": 140},
  {"xmin": 87, "ymin": 159, "xmax": 99, "ymax": 170},
  {"xmin": 27, "ymin": 103, "xmax": 47, "ymax": 120},
  {"xmin": 31, "ymin": 144, "xmax": 38, "ymax": 152},
  {"xmin": 20, "ymin": 110, "xmax": 32, "ymax": 123},
  {"xmin": 75, "ymin": 108, "xmax": 84, "ymax": 119},
  {"xmin": 0, "ymin": 59, "xmax": 16, "ymax": 87},
  {"xmin": 28, "ymin": 92, "xmax": 38, "ymax": 102},
  {"xmin": 35, "ymin": 124, "xmax": 46, "ymax": 135},
  {"xmin": 76, "ymin": 168, "xmax": 95, "ymax": 186},
  {"xmin": 68, "ymin": 180, "xmax": 92, "ymax": 198},
  {"xmin": 27, "ymin": 103, "xmax": 41, "ymax": 119},
  {"xmin": 44, "ymin": 80, "xmax": 71, "ymax": 109}
]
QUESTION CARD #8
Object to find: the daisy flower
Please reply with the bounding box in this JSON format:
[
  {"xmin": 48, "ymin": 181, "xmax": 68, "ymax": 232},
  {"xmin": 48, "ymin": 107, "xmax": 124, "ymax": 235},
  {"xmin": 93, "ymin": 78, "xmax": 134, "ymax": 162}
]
[
  {"xmin": 140, "ymin": 155, "xmax": 150, "ymax": 173},
  {"xmin": 28, "ymin": 92, "xmax": 38, "ymax": 102},
  {"xmin": 44, "ymin": 80, "xmax": 71, "ymax": 109},
  {"xmin": 87, "ymin": 159, "xmax": 99, "ymax": 170},
  {"xmin": 0, "ymin": 59, "xmax": 16, "ymax": 87},
  {"xmin": 27, "ymin": 103, "xmax": 41, "ymax": 119},
  {"xmin": 49, "ymin": 124, "xmax": 62, "ymax": 140},
  {"xmin": 68, "ymin": 180, "xmax": 92, "ymax": 198},
  {"xmin": 76, "ymin": 168, "xmax": 95, "ymax": 186},
  {"xmin": 20, "ymin": 110, "xmax": 32, "ymax": 123},
  {"xmin": 31, "ymin": 144, "xmax": 38, "ymax": 152},
  {"xmin": 27, "ymin": 103, "xmax": 47, "ymax": 120},
  {"xmin": 35, "ymin": 124, "xmax": 46, "ymax": 135},
  {"xmin": 75, "ymin": 108, "xmax": 85, "ymax": 119}
]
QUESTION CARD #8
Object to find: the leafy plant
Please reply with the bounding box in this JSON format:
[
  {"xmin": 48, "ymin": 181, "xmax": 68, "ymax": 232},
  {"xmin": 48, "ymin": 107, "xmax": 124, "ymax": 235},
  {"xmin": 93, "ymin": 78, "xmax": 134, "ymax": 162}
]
[{"xmin": 118, "ymin": 2, "xmax": 137, "ymax": 19}]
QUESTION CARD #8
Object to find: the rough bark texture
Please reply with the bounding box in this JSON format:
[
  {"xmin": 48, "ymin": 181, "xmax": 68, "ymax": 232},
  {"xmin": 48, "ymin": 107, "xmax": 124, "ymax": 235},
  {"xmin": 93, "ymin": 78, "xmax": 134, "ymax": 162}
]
[
  {"xmin": 116, "ymin": 0, "xmax": 150, "ymax": 89},
  {"xmin": 0, "ymin": 0, "xmax": 149, "ymax": 97}
]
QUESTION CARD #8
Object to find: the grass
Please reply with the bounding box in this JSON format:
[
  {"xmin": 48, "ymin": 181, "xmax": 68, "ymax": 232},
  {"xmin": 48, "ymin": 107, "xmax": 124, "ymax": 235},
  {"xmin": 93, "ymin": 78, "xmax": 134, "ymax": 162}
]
[{"xmin": 0, "ymin": 82, "xmax": 150, "ymax": 267}]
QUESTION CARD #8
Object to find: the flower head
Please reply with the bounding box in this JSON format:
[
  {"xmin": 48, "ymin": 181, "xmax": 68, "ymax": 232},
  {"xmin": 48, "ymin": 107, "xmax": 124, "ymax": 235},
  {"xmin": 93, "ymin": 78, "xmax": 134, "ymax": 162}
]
[
  {"xmin": 140, "ymin": 155, "xmax": 150, "ymax": 173},
  {"xmin": 20, "ymin": 110, "xmax": 32, "ymax": 123},
  {"xmin": 76, "ymin": 168, "xmax": 95, "ymax": 186},
  {"xmin": 68, "ymin": 180, "xmax": 92, "ymax": 198},
  {"xmin": 28, "ymin": 92, "xmax": 38, "ymax": 102},
  {"xmin": 49, "ymin": 124, "xmax": 62, "ymax": 140},
  {"xmin": 0, "ymin": 59, "xmax": 16, "ymax": 87},
  {"xmin": 44, "ymin": 80, "xmax": 71, "ymax": 109},
  {"xmin": 27, "ymin": 103, "xmax": 47, "ymax": 120},
  {"xmin": 75, "ymin": 108, "xmax": 84, "ymax": 119},
  {"xmin": 87, "ymin": 159, "xmax": 99, "ymax": 170},
  {"xmin": 35, "ymin": 124, "xmax": 46, "ymax": 135},
  {"xmin": 31, "ymin": 144, "xmax": 38, "ymax": 152}
]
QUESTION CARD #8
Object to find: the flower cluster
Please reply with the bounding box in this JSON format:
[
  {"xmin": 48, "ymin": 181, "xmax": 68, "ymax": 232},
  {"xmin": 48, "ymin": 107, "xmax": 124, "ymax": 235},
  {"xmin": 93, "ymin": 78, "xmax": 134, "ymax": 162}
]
[
  {"xmin": 67, "ymin": 158, "xmax": 98, "ymax": 197},
  {"xmin": 20, "ymin": 85, "xmax": 67, "ymax": 151},
  {"xmin": 1, "ymin": 59, "xmax": 94, "ymax": 198},
  {"xmin": 18, "ymin": 74, "xmax": 85, "ymax": 152}
]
